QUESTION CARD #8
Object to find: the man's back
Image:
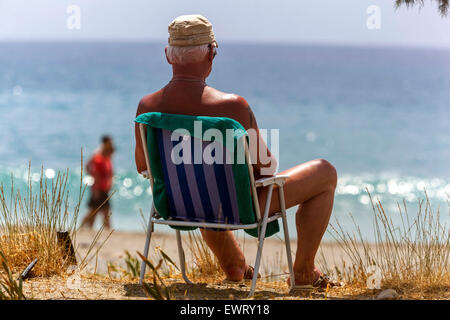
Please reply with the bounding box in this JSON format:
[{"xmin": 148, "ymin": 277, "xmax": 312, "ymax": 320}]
[
  {"xmin": 136, "ymin": 82, "xmax": 254, "ymax": 130},
  {"xmin": 134, "ymin": 81, "xmax": 267, "ymax": 174}
]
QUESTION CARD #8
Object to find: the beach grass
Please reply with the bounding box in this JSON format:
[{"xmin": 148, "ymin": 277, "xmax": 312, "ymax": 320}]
[
  {"xmin": 186, "ymin": 231, "xmax": 222, "ymax": 281},
  {"xmin": 0, "ymin": 250, "xmax": 26, "ymax": 300},
  {"xmin": 0, "ymin": 166, "xmax": 82, "ymax": 276},
  {"xmin": 0, "ymin": 159, "xmax": 110, "ymax": 280},
  {"xmin": 319, "ymin": 190, "xmax": 449, "ymax": 298}
]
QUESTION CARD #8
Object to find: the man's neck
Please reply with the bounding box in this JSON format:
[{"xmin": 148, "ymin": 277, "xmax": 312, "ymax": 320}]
[
  {"xmin": 171, "ymin": 75, "xmax": 205, "ymax": 82},
  {"xmin": 171, "ymin": 65, "xmax": 208, "ymax": 82}
]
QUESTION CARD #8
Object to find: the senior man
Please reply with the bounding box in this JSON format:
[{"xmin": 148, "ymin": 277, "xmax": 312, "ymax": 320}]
[{"xmin": 135, "ymin": 15, "xmax": 337, "ymax": 289}]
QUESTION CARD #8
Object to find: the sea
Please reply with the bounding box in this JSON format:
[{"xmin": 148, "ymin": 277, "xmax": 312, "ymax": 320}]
[{"xmin": 0, "ymin": 42, "xmax": 449, "ymax": 240}]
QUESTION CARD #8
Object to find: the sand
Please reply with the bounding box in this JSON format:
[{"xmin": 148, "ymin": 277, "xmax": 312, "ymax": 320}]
[
  {"xmin": 21, "ymin": 229, "xmax": 358, "ymax": 300},
  {"xmin": 74, "ymin": 229, "xmax": 351, "ymax": 276},
  {"xmin": 19, "ymin": 229, "xmax": 449, "ymax": 300}
]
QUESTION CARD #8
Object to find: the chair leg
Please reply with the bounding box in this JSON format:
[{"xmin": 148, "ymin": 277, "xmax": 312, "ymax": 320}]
[
  {"xmin": 279, "ymin": 186, "xmax": 295, "ymax": 290},
  {"xmin": 248, "ymin": 231, "xmax": 265, "ymax": 298},
  {"xmin": 139, "ymin": 205, "xmax": 155, "ymax": 284},
  {"xmin": 248, "ymin": 184, "xmax": 274, "ymax": 298},
  {"xmin": 176, "ymin": 230, "xmax": 193, "ymax": 285}
]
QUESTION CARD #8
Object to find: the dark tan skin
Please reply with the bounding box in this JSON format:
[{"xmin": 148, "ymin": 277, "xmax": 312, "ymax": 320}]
[{"xmin": 135, "ymin": 44, "xmax": 337, "ymax": 286}]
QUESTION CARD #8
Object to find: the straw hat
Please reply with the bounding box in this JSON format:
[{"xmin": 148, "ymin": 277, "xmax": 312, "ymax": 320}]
[{"xmin": 168, "ymin": 14, "xmax": 218, "ymax": 47}]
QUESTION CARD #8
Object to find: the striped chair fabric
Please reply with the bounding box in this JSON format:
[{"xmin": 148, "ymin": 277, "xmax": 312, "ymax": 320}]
[{"xmin": 156, "ymin": 128, "xmax": 240, "ymax": 225}]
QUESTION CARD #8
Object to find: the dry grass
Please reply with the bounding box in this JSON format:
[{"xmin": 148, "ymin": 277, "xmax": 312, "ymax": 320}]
[
  {"xmin": 0, "ymin": 167, "xmax": 82, "ymax": 276},
  {"xmin": 0, "ymin": 250, "xmax": 26, "ymax": 300},
  {"xmin": 0, "ymin": 159, "xmax": 110, "ymax": 279},
  {"xmin": 321, "ymin": 191, "xmax": 449, "ymax": 298},
  {"xmin": 186, "ymin": 231, "xmax": 222, "ymax": 280}
]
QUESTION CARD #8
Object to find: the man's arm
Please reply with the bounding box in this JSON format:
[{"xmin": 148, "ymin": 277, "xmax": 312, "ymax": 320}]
[
  {"xmin": 237, "ymin": 98, "xmax": 277, "ymax": 178},
  {"xmin": 135, "ymin": 100, "xmax": 147, "ymax": 174}
]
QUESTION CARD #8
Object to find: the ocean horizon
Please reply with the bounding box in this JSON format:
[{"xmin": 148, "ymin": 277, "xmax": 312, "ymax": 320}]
[{"xmin": 1, "ymin": 41, "xmax": 449, "ymax": 239}]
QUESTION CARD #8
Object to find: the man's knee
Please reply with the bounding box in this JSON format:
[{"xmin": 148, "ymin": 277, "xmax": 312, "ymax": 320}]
[{"xmin": 316, "ymin": 159, "xmax": 337, "ymax": 189}]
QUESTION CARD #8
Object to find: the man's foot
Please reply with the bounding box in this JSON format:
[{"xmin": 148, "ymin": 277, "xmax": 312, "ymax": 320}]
[
  {"xmin": 224, "ymin": 265, "xmax": 261, "ymax": 282},
  {"xmin": 243, "ymin": 265, "xmax": 261, "ymax": 280},
  {"xmin": 287, "ymin": 267, "xmax": 340, "ymax": 289}
]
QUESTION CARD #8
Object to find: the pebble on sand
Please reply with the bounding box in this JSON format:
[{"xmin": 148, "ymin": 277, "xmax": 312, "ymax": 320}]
[{"xmin": 376, "ymin": 289, "xmax": 399, "ymax": 300}]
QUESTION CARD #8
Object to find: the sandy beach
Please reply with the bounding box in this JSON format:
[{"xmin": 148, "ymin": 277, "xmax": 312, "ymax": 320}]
[
  {"xmin": 74, "ymin": 229, "xmax": 349, "ymax": 276},
  {"xmin": 19, "ymin": 229, "xmax": 356, "ymax": 300},
  {"xmin": 12, "ymin": 229, "xmax": 448, "ymax": 300}
]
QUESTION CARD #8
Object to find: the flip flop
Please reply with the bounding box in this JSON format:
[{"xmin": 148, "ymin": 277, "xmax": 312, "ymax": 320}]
[
  {"xmin": 313, "ymin": 274, "xmax": 344, "ymax": 289},
  {"xmin": 223, "ymin": 265, "xmax": 261, "ymax": 284},
  {"xmin": 289, "ymin": 274, "xmax": 344, "ymax": 295},
  {"xmin": 244, "ymin": 265, "xmax": 261, "ymax": 280}
]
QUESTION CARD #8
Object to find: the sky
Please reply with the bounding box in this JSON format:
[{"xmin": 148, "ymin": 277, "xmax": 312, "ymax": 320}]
[{"xmin": 0, "ymin": 0, "xmax": 450, "ymax": 49}]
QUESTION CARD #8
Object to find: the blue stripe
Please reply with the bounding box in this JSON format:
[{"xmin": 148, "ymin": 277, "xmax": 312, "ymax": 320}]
[
  {"xmin": 156, "ymin": 129, "xmax": 176, "ymax": 216},
  {"xmin": 223, "ymin": 148, "xmax": 240, "ymax": 223},
  {"xmin": 193, "ymin": 163, "xmax": 216, "ymax": 222},
  {"xmin": 172, "ymin": 137, "xmax": 196, "ymax": 220},
  {"xmin": 161, "ymin": 129, "xmax": 187, "ymax": 218},
  {"xmin": 213, "ymin": 161, "xmax": 235, "ymax": 224}
]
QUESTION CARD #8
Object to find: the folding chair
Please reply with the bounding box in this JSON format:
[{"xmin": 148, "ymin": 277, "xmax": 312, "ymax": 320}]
[{"xmin": 136, "ymin": 113, "xmax": 294, "ymax": 297}]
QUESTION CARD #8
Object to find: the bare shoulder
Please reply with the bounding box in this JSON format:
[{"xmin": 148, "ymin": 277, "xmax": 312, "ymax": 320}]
[
  {"xmin": 205, "ymin": 87, "xmax": 255, "ymax": 129},
  {"xmin": 206, "ymin": 87, "xmax": 250, "ymax": 109},
  {"xmin": 136, "ymin": 90, "xmax": 163, "ymax": 116}
]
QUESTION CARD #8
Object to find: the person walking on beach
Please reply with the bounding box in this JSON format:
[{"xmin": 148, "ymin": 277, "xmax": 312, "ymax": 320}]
[
  {"xmin": 135, "ymin": 15, "xmax": 337, "ymax": 289},
  {"xmin": 82, "ymin": 135, "xmax": 115, "ymax": 230}
]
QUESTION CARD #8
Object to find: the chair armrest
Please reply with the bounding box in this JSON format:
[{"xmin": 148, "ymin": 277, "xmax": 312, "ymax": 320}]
[{"xmin": 255, "ymin": 175, "xmax": 289, "ymax": 187}]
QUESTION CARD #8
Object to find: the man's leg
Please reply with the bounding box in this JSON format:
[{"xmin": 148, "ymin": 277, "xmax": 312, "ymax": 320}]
[
  {"xmin": 258, "ymin": 159, "xmax": 337, "ymax": 285},
  {"xmin": 101, "ymin": 208, "xmax": 111, "ymax": 230},
  {"xmin": 201, "ymin": 159, "xmax": 337, "ymax": 284},
  {"xmin": 81, "ymin": 208, "xmax": 97, "ymax": 229},
  {"xmin": 200, "ymin": 229, "xmax": 248, "ymax": 281}
]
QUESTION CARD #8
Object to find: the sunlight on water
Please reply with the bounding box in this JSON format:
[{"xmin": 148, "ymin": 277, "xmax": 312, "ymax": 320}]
[{"xmin": 0, "ymin": 166, "xmax": 447, "ymax": 240}]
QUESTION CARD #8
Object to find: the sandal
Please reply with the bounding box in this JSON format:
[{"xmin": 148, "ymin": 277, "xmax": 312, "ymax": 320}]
[
  {"xmin": 289, "ymin": 273, "xmax": 344, "ymax": 295},
  {"xmin": 244, "ymin": 265, "xmax": 261, "ymax": 280},
  {"xmin": 313, "ymin": 274, "xmax": 344, "ymax": 289},
  {"xmin": 223, "ymin": 265, "xmax": 261, "ymax": 283}
]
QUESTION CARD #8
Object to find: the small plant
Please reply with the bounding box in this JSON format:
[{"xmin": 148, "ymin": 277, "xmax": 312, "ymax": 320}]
[
  {"xmin": 124, "ymin": 250, "xmax": 140, "ymax": 278},
  {"xmin": 0, "ymin": 251, "xmax": 26, "ymax": 300},
  {"xmin": 137, "ymin": 251, "xmax": 175, "ymax": 300}
]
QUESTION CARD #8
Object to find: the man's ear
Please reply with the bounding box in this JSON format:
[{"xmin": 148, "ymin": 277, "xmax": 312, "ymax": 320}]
[
  {"xmin": 208, "ymin": 45, "xmax": 215, "ymax": 62},
  {"xmin": 165, "ymin": 46, "xmax": 172, "ymax": 64}
]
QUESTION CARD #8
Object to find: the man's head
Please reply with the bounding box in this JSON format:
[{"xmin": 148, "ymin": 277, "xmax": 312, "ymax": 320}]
[
  {"xmin": 165, "ymin": 14, "xmax": 218, "ymax": 78},
  {"xmin": 101, "ymin": 135, "xmax": 115, "ymax": 157}
]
